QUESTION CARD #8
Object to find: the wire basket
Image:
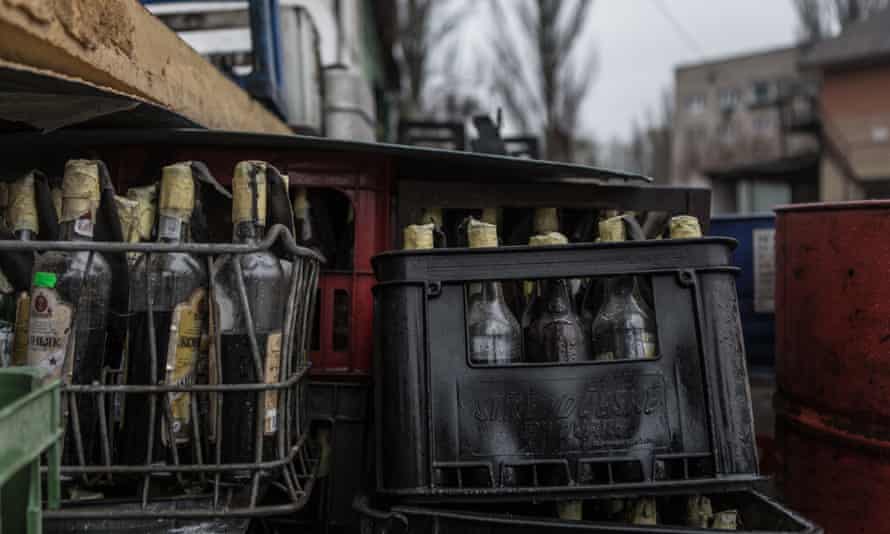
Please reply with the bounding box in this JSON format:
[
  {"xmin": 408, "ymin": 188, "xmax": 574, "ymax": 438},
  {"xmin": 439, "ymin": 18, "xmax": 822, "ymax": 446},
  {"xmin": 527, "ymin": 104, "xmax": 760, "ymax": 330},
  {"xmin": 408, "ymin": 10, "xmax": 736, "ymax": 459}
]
[{"xmin": 0, "ymin": 224, "xmax": 321, "ymax": 520}]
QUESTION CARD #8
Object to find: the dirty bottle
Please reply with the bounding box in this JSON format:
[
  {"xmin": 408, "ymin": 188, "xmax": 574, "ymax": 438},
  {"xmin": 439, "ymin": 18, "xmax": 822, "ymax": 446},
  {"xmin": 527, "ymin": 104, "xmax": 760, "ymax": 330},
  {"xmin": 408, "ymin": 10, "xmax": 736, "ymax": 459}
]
[
  {"xmin": 212, "ymin": 160, "xmax": 289, "ymax": 473},
  {"xmin": 590, "ymin": 216, "xmax": 658, "ymax": 361},
  {"xmin": 466, "ymin": 219, "xmax": 521, "ymax": 364},
  {"xmin": 27, "ymin": 159, "xmax": 112, "ymax": 466},
  {"xmin": 524, "ymin": 234, "xmax": 590, "ymax": 363},
  {"xmin": 119, "ymin": 163, "xmax": 209, "ymax": 467}
]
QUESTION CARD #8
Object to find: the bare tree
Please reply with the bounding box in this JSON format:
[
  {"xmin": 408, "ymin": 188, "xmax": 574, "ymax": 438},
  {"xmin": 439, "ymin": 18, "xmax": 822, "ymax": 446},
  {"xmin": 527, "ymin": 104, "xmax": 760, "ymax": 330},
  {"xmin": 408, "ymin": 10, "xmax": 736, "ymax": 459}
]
[
  {"xmin": 794, "ymin": 0, "xmax": 889, "ymax": 42},
  {"xmin": 396, "ymin": 0, "xmax": 468, "ymax": 117},
  {"xmin": 487, "ymin": 0, "xmax": 597, "ymax": 161}
]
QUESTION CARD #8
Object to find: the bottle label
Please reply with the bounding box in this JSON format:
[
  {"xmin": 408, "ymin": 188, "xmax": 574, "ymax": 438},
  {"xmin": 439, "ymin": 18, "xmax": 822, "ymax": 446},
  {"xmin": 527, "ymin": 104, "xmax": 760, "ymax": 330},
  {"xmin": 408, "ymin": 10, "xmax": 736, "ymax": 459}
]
[
  {"xmin": 471, "ymin": 334, "xmax": 516, "ymax": 364},
  {"xmin": 74, "ymin": 215, "xmax": 94, "ymax": 238},
  {"xmin": 0, "ymin": 322, "xmax": 13, "ymax": 367},
  {"xmin": 264, "ymin": 331, "xmax": 282, "ymax": 435},
  {"xmin": 12, "ymin": 292, "xmax": 30, "ymax": 366},
  {"xmin": 158, "ymin": 214, "xmax": 182, "ymax": 241},
  {"xmin": 26, "ymin": 286, "xmax": 73, "ymax": 380},
  {"xmin": 162, "ymin": 288, "xmax": 206, "ymax": 445}
]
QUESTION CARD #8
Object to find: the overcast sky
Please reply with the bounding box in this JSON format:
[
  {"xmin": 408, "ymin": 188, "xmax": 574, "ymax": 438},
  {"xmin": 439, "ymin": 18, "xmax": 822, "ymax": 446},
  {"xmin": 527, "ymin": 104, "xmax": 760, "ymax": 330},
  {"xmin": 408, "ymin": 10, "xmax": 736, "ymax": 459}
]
[{"xmin": 578, "ymin": 0, "xmax": 799, "ymax": 141}]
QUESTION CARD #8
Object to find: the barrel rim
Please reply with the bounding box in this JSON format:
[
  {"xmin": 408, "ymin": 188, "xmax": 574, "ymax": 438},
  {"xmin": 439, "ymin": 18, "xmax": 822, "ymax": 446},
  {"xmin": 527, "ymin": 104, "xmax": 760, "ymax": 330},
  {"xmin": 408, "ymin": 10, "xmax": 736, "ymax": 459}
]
[{"xmin": 775, "ymin": 199, "xmax": 890, "ymax": 213}]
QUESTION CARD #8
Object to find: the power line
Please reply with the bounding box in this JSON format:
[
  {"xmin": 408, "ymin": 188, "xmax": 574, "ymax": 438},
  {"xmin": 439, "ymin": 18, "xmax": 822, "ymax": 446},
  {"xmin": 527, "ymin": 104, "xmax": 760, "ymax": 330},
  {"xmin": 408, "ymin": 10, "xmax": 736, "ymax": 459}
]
[{"xmin": 652, "ymin": 0, "xmax": 706, "ymax": 57}]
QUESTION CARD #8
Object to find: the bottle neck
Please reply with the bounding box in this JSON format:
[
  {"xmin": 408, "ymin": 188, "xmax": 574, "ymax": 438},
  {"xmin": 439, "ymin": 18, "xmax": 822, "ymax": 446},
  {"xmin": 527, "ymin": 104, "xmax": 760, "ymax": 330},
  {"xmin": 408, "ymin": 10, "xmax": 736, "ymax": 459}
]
[
  {"xmin": 60, "ymin": 218, "xmax": 93, "ymax": 242},
  {"xmin": 13, "ymin": 229, "xmax": 34, "ymax": 241},
  {"xmin": 233, "ymin": 220, "xmax": 263, "ymax": 244},
  {"xmin": 157, "ymin": 213, "xmax": 190, "ymax": 244},
  {"xmin": 481, "ymin": 280, "xmax": 506, "ymax": 302}
]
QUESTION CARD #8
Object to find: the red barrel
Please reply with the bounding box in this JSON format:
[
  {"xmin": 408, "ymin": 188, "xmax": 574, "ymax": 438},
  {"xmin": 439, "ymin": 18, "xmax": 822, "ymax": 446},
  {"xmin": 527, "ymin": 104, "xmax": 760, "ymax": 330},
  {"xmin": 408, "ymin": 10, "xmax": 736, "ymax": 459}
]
[{"xmin": 775, "ymin": 200, "xmax": 890, "ymax": 533}]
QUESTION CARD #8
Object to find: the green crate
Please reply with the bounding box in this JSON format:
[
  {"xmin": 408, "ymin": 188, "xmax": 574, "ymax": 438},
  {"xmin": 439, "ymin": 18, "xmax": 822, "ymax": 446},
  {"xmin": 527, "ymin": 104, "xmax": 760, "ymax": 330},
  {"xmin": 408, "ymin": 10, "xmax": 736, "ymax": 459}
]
[{"xmin": 0, "ymin": 368, "xmax": 61, "ymax": 534}]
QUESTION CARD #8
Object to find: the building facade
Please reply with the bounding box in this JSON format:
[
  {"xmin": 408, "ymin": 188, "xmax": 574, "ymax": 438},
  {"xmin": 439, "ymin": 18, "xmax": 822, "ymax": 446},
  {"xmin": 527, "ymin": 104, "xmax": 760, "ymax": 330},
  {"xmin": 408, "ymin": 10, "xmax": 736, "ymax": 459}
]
[
  {"xmin": 672, "ymin": 46, "xmax": 820, "ymax": 214},
  {"xmin": 801, "ymin": 9, "xmax": 890, "ymax": 200}
]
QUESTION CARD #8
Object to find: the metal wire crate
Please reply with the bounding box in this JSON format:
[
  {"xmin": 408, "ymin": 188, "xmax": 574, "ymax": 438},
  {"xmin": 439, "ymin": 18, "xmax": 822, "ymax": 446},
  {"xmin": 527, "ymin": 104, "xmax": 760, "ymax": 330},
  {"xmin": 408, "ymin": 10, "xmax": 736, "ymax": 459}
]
[{"xmin": 0, "ymin": 224, "xmax": 322, "ymax": 520}]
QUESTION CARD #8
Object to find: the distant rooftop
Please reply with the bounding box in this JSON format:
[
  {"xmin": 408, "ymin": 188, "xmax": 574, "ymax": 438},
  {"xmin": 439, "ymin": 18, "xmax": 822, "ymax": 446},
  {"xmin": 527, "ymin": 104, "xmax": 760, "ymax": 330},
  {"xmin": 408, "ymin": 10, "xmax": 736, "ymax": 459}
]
[
  {"xmin": 675, "ymin": 44, "xmax": 799, "ymax": 73},
  {"xmin": 801, "ymin": 8, "xmax": 890, "ymax": 69}
]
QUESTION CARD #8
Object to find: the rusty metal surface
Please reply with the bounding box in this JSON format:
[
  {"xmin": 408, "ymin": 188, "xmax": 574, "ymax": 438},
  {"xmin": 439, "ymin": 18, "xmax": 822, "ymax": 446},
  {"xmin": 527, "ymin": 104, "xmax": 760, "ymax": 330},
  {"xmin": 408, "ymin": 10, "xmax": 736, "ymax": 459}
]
[{"xmin": 775, "ymin": 200, "xmax": 890, "ymax": 533}]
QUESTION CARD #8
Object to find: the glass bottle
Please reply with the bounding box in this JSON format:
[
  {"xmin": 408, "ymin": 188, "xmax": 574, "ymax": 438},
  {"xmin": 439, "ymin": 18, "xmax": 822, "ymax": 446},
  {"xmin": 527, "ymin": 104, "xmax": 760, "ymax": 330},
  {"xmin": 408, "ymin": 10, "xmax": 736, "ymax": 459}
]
[
  {"xmin": 119, "ymin": 163, "xmax": 208, "ymax": 467},
  {"xmin": 523, "ymin": 232, "xmax": 590, "ymax": 362},
  {"xmin": 27, "ymin": 160, "xmax": 112, "ymax": 466},
  {"xmin": 293, "ymin": 186, "xmax": 320, "ymax": 251},
  {"xmin": 591, "ymin": 216, "xmax": 658, "ymax": 361},
  {"xmin": 212, "ymin": 161, "xmax": 289, "ymax": 473},
  {"xmin": 466, "ymin": 219, "xmax": 522, "ymax": 364},
  {"xmin": 8, "ymin": 172, "xmax": 40, "ymax": 367},
  {"xmin": 125, "ymin": 185, "xmax": 158, "ymax": 266}
]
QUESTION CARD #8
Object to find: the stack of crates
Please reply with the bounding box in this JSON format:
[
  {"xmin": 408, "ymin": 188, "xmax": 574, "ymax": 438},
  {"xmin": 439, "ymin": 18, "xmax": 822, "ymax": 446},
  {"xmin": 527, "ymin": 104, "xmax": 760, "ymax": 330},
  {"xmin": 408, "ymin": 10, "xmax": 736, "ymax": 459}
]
[{"xmin": 360, "ymin": 183, "xmax": 820, "ymax": 532}]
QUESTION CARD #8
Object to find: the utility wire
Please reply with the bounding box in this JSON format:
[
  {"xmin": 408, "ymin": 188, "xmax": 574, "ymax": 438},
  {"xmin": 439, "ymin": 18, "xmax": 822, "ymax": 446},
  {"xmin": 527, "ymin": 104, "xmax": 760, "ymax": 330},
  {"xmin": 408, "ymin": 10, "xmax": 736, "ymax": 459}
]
[{"xmin": 652, "ymin": 0, "xmax": 706, "ymax": 57}]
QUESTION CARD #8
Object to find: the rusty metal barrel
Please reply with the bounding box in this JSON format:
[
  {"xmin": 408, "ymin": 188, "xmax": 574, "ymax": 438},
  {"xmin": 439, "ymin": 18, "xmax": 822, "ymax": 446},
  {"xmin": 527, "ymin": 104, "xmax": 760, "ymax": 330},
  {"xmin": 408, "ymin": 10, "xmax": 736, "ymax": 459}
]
[{"xmin": 775, "ymin": 200, "xmax": 890, "ymax": 533}]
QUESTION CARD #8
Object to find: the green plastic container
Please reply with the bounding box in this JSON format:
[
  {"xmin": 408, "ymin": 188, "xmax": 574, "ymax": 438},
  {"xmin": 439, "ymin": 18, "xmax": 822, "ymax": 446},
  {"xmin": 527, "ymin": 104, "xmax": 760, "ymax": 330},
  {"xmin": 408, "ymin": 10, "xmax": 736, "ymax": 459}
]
[{"xmin": 0, "ymin": 368, "xmax": 61, "ymax": 534}]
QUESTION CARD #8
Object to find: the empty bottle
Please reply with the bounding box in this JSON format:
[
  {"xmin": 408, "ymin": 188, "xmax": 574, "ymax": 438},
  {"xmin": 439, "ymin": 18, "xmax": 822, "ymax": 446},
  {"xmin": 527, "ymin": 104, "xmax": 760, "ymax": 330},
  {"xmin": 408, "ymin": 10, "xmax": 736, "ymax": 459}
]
[
  {"xmin": 28, "ymin": 160, "xmax": 112, "ymax": 466},
  {"xmin": 212, "ymin": 161, "xmax": 290, "ymax": 473},
  {"xmin": 591, "ymin": 216, "xmax": 657, "ymax": 361},
  {"xmin": 524, "ymin": 233, "xmax": 590, "ymax": 363},
  {"xmin": 119, "ymin": 163, "xmax": 209, "ymax": 467},
  {"xmin": 466, "ymin": 219, "xmax": 521, "ymax": 364}
]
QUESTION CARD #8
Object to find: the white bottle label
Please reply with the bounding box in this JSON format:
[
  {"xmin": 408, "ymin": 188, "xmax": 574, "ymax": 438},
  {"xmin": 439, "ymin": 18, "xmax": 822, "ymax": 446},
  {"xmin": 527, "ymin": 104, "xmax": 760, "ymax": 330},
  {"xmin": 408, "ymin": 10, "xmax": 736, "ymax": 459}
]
[
  {"xmin": 26, "ymin": 287, "xmax": 73, "ymax": 380},
  {"xmin": 264, "ymin": 331, "xmax": 282, "ymax": 435}
]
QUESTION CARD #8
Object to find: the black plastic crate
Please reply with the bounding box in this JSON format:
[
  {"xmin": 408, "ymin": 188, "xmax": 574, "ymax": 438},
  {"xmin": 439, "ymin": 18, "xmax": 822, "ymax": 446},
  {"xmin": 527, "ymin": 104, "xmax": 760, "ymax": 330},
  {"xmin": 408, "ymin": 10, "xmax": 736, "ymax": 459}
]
[
  {"xmin": 371, "ymin": 238, "xmax": 758, "ymax": 501},
  {"xmin": 354, "ymin": 489, "xmax": 820, "ymax": 533},
  {"xmin": 306, "ymin": 380, "xmax": 372, "ymax": 533}
]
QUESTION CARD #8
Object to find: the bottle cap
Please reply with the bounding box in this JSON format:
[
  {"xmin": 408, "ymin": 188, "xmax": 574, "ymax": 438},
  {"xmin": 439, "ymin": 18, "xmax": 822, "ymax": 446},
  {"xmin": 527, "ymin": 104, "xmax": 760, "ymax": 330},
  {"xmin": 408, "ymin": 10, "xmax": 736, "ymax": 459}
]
[
  {"xmin": 420, "ymin": 207, "xmax": 443, "ymax": 227},
  {"xmin": 528, "ymin": 232, "xmax": 568, "ymax": 246},
  {"xmin": 686, "ymin": 495, "xmax": 714, "ymax": 528},
  {"xmin": 33, "ymin": 271, "xmax": 57, "ymax": 289},
  {"xmin": 232, "ymin": 161, "xmax": 268, "ymax": 226},
  {"xmin": 126, "ymin": 185, "xmax": 157, "ymax": 242},
  {"xmin": 159, "ymin": 162, "xmax": 196, "ymax": 219},
  {"xmin": 557, "ymin": 501, "xmax": 583, "ymax": 521},
  {"xmin": 61, "ymin": 159, "xmax": 101, "ymax": 224},
  {"xmin": 670, "ymin": 215, "xmax": 702, "ymax": 238},
  {"xmin": 114, "ymin": 195, "xmax": 140, "ymax": 243},
  {"xmin": 711, "ymin": 510, "xmax": 738, "ymax": 529},
  {"xmin": 467, "ymin": 218, "xmax": 498, "ymax": 248},
  {"xmin": 8, "ymin": 171, "xmax": 39, "ymax": 234},
  {"xmin": 404, "ymin": 223, "xmax": 434, "ymax": 250},
  {"xmin": 629, "ymin": 497, "xmax": 658, "ymax": 525},
  {"xmin": 533, "ymin": 207, "xmax": 559, "ymax": 234},
  {"xmin": 598, "ymin": 215, "xmax": 626, "ymax": 242}
]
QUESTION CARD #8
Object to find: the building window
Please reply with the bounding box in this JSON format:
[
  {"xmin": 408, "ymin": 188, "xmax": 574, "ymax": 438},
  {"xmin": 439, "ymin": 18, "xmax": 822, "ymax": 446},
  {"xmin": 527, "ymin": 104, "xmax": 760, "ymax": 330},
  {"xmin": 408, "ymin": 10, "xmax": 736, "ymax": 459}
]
[
  {"xmin": 718, "ymin": 88, "xmax": 741, "ymax": 112},
  {"xmin": 750, "ymin": 81, "xmax": 776, "ymax": 106},
  {"xmin": 686, "ymin": 94, "xmax": 706, "ymax": 115}
]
